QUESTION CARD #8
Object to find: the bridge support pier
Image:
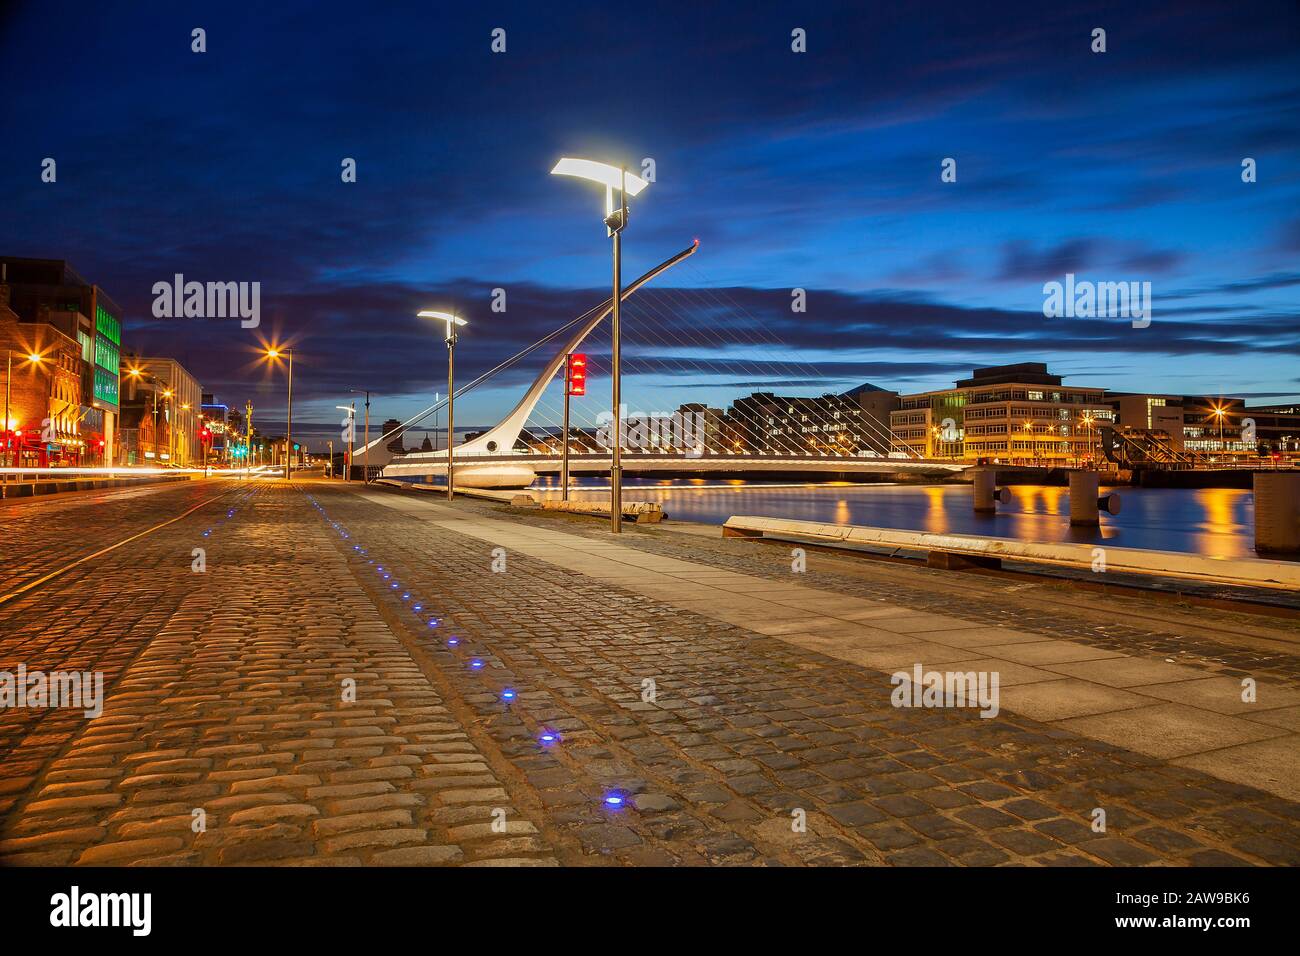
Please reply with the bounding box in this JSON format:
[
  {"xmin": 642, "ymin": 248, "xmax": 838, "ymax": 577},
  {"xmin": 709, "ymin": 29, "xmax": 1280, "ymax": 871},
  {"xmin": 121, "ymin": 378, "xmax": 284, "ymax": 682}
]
[
  {"xmin": 1254, "ymin": 473, "xmax": 1300, "ymax": 554},
  {"xmin": 973, "ymin": 469, "xmax": 1008, "ymax": 513},
  {"xmin": 1069, "ymin": 471, "xmax": 1100, "ymax": 526},
  {"xmin": 1069, "ymin": 471, "xmax": 1121, "ymax": 525}
]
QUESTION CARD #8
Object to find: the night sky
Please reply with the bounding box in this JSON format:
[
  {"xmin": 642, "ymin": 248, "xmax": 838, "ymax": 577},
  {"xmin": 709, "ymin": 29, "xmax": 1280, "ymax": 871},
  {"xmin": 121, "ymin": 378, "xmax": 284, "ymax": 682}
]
[{"xmin": 2, "ymin": 1, "xmax": 1298, "ymax": 448}]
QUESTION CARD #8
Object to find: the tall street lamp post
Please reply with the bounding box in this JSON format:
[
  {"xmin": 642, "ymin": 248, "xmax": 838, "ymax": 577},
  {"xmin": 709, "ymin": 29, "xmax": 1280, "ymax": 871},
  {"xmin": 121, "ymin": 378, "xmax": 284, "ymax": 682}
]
[
  {"xmin": 264, "ymin": 348, "xmax": 294, "ymax": 479},
  {"xmin": 336, "ymin": 404, "xmax": 356, "ymax": 481},
  {"xmin": 417, "ymin": 312, "xmax": 467, "ymax": 501},
  {"xmin": 349, "ymin": 388, "xmax": 371, "ymax": 483},
  {"xmin": 551, "ymin": 157, "xmax": 651, "ymax": 533},
  {"xmin": 178, "ymin": 402, "xmax": 191, "ymax": 466},
  {"xmin": 162, "ymin": 387, "xmax": 175, "ymax": 465}
]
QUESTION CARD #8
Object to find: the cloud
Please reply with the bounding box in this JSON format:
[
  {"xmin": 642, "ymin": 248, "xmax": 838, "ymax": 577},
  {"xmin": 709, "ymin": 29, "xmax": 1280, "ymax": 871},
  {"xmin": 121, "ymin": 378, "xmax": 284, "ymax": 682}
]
[
  {"xmin": 1279, "ymin": 219, "xmax": 1300, "ymax": 253},
  {"xmin": 2, "ymin": 0, "xmax": 1298, "ymax": 427},
  {"xmin": 996, "ymin": 239, "xmax": 1102, "ymax": 281}
]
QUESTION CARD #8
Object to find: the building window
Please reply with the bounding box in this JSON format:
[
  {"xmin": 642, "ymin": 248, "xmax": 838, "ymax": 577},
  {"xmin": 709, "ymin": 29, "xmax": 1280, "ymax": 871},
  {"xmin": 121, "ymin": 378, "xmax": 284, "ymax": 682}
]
[
  {"xmin": 93, "ymin": 365, "xmax": 119, "ymax": 405},
  {"xmin": 95, "ymin": 305, "xmax": 121, "ymax": 345}
]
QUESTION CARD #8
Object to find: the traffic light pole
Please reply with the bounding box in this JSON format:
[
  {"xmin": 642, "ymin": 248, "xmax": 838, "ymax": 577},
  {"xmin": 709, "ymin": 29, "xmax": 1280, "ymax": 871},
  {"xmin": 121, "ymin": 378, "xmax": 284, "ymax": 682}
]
[
  {"xmin": 245, "ymin": 400, "xmax": 253, "ymax": 480},
  {"xmin": 562, "ymin": 356, "xmax": 571, "ymax": 502},
  {"xmin": 284, "ymin": 350, "xmax": 294, "ymax": 481}
]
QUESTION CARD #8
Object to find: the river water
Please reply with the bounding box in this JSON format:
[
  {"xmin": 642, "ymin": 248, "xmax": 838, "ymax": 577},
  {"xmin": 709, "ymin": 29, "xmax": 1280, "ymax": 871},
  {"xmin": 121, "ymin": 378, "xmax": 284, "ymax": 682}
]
[{"xmin": 525, "ymin": 477, "xmax": 1261, "ymax": 560}]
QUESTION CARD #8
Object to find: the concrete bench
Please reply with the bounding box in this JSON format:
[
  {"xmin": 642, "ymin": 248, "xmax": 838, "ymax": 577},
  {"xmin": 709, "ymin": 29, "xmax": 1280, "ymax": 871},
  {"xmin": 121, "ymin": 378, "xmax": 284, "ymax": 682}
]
[{"xmin": 535, "ymin": 498, "xmax": 664, "ymax": 523}]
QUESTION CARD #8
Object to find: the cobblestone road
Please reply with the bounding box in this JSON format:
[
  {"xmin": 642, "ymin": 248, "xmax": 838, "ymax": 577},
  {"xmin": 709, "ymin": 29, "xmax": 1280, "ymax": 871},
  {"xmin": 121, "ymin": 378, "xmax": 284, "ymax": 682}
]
[{"xmin": 2, "ymin": 479, "xmax": 1298, "ymax": 866}]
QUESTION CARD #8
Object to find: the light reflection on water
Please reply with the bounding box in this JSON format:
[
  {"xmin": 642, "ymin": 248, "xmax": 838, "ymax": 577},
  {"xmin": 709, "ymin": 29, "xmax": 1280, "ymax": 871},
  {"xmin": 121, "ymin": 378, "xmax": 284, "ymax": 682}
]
[{"xmin": 527, "ymin": 477, "xmax": 1256, "ymax": 559}]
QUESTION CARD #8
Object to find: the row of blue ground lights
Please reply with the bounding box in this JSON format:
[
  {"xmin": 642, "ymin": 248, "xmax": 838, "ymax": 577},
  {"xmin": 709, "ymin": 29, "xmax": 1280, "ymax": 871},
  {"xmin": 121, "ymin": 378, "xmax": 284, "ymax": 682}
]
[
  {"xmin": 303, "ymin": 491, "xmax": 626, "ymax": 810},
  {"xmin": 200, "ymin": 489, "xmax": 253, "ymax": 539}
]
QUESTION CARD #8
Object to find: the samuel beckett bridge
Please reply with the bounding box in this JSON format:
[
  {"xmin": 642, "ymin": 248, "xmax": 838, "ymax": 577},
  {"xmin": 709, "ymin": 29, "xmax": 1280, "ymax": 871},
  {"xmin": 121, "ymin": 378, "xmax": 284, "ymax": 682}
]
[{"xmin": 356, "ymin": 238, "xmax": 966, "ymax": 490}]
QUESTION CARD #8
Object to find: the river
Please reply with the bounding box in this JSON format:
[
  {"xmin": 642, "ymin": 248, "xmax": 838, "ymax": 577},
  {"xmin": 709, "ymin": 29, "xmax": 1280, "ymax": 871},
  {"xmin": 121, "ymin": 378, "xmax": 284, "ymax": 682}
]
[{"xmin": 525, "ymin": 478, "xmax": 1261, "ymax": 560}]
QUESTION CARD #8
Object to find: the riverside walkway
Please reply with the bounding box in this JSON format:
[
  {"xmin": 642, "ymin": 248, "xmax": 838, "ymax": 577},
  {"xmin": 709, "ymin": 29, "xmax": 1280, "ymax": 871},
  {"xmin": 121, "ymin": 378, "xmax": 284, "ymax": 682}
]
[{"xmin": 1, "ymin": 478, "xmax": 1297, "ymax": 866}]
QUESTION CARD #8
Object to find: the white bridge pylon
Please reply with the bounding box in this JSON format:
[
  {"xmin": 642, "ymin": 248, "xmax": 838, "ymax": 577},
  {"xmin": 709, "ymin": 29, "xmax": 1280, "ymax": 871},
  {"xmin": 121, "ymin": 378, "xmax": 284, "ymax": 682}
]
[
  {"xmin": 370, "ymin": 237, "xmax": 967, "ymax": 488},
  {"xmin": 372, "ymin": 240, "xmax": 701, "ymax": 484}
]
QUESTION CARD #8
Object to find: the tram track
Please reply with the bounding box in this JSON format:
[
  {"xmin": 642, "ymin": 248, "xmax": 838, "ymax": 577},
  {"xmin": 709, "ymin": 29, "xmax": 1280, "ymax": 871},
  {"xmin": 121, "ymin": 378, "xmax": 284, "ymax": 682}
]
[{"xmin": 0, "ymin": 480, "xmax": 250, "ymax": 610}]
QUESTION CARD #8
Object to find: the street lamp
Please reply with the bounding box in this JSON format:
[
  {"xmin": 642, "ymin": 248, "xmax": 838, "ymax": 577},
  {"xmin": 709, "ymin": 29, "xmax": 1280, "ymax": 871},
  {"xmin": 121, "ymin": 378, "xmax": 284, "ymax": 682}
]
[
  {"xmin": 551, "ymin": 156, "xmax": 651, "ymax": 533},
  {"xmin": 162, "ymin": 389, "xmax": 175, "ymax": 465},
  {"xmin": 349, "ymin": 389, "xmax": 372, "ymax": 482},
  {"xmin": 336, "ymin": 404, "xmax": 356, "ymax": 481},
  {"xmin": 264, "ymin": 348, "xmax": 294, "ymax": 480},
  {"xmin": 417, "ymin": 311, "xmax": 467, "ymax": 500},
  {"xmin": 3, "ymin": 350, "xmax": 44, "ymax": 479},
  {"xmin": 1212, "ymin": 405, "xmax": 1226, "ymax": 457},
  {"xmin": 127, "ymin": 368, "xmax": 174, "ymax": 465},
  {"xmin": 179, "ymin": 402, "xmax": 192, "ymax": 466}
]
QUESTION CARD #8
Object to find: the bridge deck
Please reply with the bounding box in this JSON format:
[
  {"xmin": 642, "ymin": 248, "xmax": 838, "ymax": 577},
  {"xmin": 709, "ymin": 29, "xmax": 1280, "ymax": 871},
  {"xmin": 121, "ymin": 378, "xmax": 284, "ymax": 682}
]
[{"xmin": 381, "ymin": 452, "xmax": 967, "ymax": 478}]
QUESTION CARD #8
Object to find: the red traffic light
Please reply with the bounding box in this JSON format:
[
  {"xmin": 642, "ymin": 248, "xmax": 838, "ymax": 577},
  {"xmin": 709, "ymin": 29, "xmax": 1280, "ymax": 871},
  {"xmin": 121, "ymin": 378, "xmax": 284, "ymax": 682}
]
[{"xmin": 567, "ymin": 353, "xmax": 587, "ymax": 397}]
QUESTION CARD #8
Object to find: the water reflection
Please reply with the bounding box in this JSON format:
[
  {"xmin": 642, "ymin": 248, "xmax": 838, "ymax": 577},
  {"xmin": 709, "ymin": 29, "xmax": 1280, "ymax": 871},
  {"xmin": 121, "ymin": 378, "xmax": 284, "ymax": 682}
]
[{"xmin": 529, "ymin": 478, "xmax": 1257, "ymax": 559}]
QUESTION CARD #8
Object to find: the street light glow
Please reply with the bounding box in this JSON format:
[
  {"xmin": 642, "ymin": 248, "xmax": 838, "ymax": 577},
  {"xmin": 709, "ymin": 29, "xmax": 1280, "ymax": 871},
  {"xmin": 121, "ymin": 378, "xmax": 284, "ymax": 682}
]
[
  {"xmin": 416, "ymin": 311, "xmax": 466, "ymax": 325},
  {"xmin": 550, "ymin": 158, "xmax": 649, "ymax": 196},
  {"xmin": 417, "ymin": 310, "xmax": 467, "ymax": 341}
]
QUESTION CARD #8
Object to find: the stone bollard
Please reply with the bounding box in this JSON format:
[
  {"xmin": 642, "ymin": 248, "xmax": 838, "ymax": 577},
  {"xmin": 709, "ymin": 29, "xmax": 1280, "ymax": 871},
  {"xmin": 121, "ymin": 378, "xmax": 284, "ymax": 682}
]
[
  {"xmin": 1254, "ymin": 473, "xmax": 1300, "ymax": 554},
  {"xmin": 973, "ymin": 470, "xmax": 1009, "ymax": 513}
]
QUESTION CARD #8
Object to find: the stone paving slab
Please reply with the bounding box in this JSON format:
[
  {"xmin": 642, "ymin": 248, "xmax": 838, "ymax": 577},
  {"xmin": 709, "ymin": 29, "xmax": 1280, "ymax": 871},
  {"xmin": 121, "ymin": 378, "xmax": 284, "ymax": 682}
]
[
  {"xmin": 996, "ymin": 679, "xmax": 1151, "ymax": 722},
  {"xmin": 1058, "ymin": 704, "xmax": 1286, "ymax": 761},
  {"xmin": 1138, "ymin": 676, "xmax": 1300, "ymax": 714},
  {"xmin": 1173, "ymin": 737, "xmax": 1300, "ymax": 804}
]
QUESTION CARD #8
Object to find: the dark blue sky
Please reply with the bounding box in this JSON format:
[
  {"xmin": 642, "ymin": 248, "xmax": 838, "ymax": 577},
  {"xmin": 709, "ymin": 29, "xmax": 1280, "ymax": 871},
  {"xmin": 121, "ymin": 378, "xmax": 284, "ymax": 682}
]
[{"xmin": 3, "ymin": 0, "xmax": 1298, "ymax": 444}]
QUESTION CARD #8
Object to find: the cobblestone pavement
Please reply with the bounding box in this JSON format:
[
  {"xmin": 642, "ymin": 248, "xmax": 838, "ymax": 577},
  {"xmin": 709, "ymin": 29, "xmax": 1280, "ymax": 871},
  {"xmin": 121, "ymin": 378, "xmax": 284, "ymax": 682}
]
[
  {"xmin": 0, "ymin": 479, "xmax": 229, "ymax": 595},
  {"xmin": 0, "ymin": 481, "xmax": 552, "ymax": 866},
  {"xmin": 2, "ymin": 479, "xmax": 1298, "ymax": 866}
]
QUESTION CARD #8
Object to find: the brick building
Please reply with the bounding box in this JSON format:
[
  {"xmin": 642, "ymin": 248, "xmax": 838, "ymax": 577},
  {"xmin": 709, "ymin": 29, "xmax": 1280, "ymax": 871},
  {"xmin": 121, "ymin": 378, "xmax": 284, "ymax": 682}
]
[
  {"xmin": 0, "ymin": 257, "xmax": 124, "ymax": 463},
  {"xmin": 1, "ymin": 282, "xmax": 91, "ymax": 467}
]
